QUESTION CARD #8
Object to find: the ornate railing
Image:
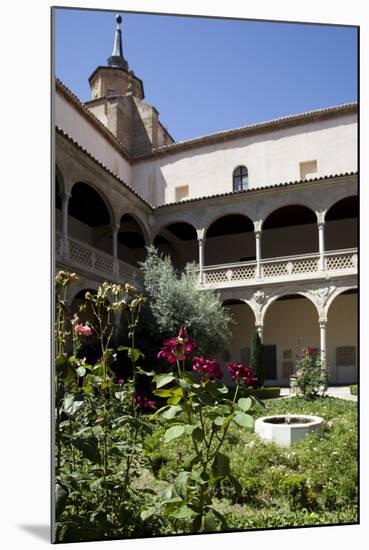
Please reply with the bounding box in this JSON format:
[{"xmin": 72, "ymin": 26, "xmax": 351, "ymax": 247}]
[
  {"xmin": 202, "ymin": 248, "xmax": 357, "ymax": 287},
  {"xmin": 55, "ymin": 232, "xmax": 142, "ymax": 287},
  {"xmin": 56, "ymin": 232, "xmax": 356, "ymax": 290}
]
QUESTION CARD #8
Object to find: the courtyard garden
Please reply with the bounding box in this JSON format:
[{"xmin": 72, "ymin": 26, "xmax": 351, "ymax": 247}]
[{"xmin": 54, "ymin": 250, "xmax": 358, "ymax": 543}]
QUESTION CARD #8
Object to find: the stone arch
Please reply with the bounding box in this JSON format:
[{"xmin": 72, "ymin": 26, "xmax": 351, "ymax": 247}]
[
  {"xmin": 117, "ymin": 213, "xmax": 148, "ymax": 267},
  {"xmin": 67, "ymin": 278, "xmax": 100, "ymax": 304},
  {"xmin": 152, "ymin": 221, "xmax": 198, "ymax": 270},
  {"xmin": 325, "ymin": 285, "xmax": 358, "ymax": 317},
  {"xmin": 69, "ymin": 180, "xmax": 115, "ymax": 228},
  {"xmin": 204, "ymin": 211, "xmax": 254, "ymax": 235},
  {"xmin": 152, "ymin": 219, "xmax": 198, "ymax": 242},
  {"xmin": 68, "ymin": 181, "xmax": 114, "ymax": 254},
  {"xmin": 325, "ymin": 195, "xmax": 358, "ymax": 251},
  {"xmin": 118, "ymin": 210, "xmax": 150, "ymax": 245},
  {"xmin": 205, "ymin": 213, "xmax": 255, "ymax": 266},
  {"xmin": 262, "ymin": 289, "xmax": 320, "ymax": 383},
  {"xmin": 261, "ymin": 287, "xmax": 318, "ymax": 325},
  {"xmin": 323, "ymin": 189, "xmax": 358, "ymax": 214},
  {"xmin": 261, "ymin": 203, "xmax": 317, "ymax": 228},
  {"xmin": 261, "ymin": 204, "xmax": 318, "ymax": 258}
]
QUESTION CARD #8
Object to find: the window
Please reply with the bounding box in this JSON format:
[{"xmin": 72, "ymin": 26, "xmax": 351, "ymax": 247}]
[
  {"xmin": 107, "ymin": 89, "xmax": 116, "ymax": 97},
  {"xmin": 233, "ymin": 166, "xmax": 248, "ymax": 191},
  {"xmin": 336, "ymin": 346, "xmax": 356, "ymax": 367},
  {"xmin": 175, "ymin": 185, "xmax": 189, "ymax": 201},
  {"xmin": 300, "ymin": 160, "xmax": 317, "ymax": 180}
]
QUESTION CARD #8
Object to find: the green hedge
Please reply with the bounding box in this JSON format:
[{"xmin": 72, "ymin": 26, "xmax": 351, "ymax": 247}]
[
  {"xmin": 350, "ymin": 384, "xmax": 358, "ymax": 396},
  {"xmin": 244, "ymin": 387, "xmax": 281, "ymax": 399}
]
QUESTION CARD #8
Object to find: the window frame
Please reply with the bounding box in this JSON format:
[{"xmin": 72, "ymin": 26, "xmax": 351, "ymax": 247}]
[{"xmin": 233, "ymin": 165, "xmax": 249, "ymax": 192}]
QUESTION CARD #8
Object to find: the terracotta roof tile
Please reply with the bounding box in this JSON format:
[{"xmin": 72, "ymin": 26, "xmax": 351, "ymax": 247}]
[
  {"xmin": 135, "ymin": 103, "xmax": 357, "ymax": 161},
  {"xmin": 55, "ymin": 126, "xmax": 154, "ymax": 209}
]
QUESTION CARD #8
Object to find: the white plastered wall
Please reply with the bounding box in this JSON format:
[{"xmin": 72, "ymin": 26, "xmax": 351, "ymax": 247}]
[
  {"xmin": 132, "ymin": 114, "xmax": 357, "ymax": 205},
  {"xmin": 326, "ymin": 293, "xmax": 358, "ymax": 384},
  {"xmin": 263, "ymin": 297, "xmax": 320, "ymax": 384}
]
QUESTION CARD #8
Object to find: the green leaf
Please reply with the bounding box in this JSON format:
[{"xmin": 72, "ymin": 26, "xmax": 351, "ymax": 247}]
[
  {"xmin": 154, "ymin": 374, "xmax": 175, "ymax": 388},
  {"xmin": 136, "ymin": 367, "xmax": 155, "ymax": 376},
  {"xmin": 207, "ymin": 507, "xmax": 229, "ymax": 530},
  {"xmin": 170, "ymin": 505, "xmax": 197, "ymax": 519},
  {"xmin": 164, "ymin": 425, "xmax": 185, "ymax": 443},
  {"xmin": 237, "ymin": 397, "xmax": 252, "ymax": 412},
  {"xmin": 162, "ymin": 405, "xmax": 182, "ymax": 419},
  {"xmin": 212, "ymin": 452, "xmax": 230, "ymax": 477},
  {"xmin": 214, "ymin": 416, "xmax": 226, "ymax": 426},
  {"xmin": 229, "ymin": 474, "xmax": 242, "ymax": 495},
  {"xmin": 76, "ymin": 366, "xmax": 86, "ymax": 377},
  {"xmin": 153, "ymin": 388, "xmax": 175, "ymax": 397},
  {"xmin": 184, "ymin": 424, "xmax": 198, "ymax": 435},
  {"xmin": 62, "ymin": 394, "xmax": 83, "ymax": 416},
  {"xmin": 56, "ymin": 355, "xmax": 74, "ymax": 384},
  {"xmin": 174, "ymin": 471, "xmax": 190, "ymax": 500},
  {"xmin": 148, "ymin": 405, "xmax": 171, "ymax": 419},
  {"xmin": 167, "ymin": 395, "xmax": 183, "ymax": 405},
  {"xmin": 55, "ymin": 483, "xmax": 68, "ymax": 519},
  {"xmin": 233, "ymin": 412, "xmax": 254, "ymax": 428},
  {"xmin": 72, "ymin": 436, "xmax": 101, "ymax": 464},
  {"xmin": 192, "ymin": 514, "xmax": 202, "ymax": 532},
  {"xmin": 140, "ymin": 507, "xmax": 158, "ymax": 521},
  {"xmin": 203, "ymin": 510, "xmax": 219, "ymax": 531},
  {"xmin": 192, "ymin": 426, "xmax": 204, "ymax": 442},
  {"xmin": 177, "ymin": 378, "xmax": 192, "ymax": 391}
]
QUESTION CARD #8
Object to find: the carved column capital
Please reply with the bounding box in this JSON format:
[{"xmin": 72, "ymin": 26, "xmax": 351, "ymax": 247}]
[{"xmin": 254, "ymin": 220, "xmax": 262, "ymax": 233}]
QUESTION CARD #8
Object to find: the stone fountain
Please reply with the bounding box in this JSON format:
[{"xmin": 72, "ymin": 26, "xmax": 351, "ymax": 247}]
[{"xmin": 254, "ymin": 414, "xmax": 324, "ymax": 446}]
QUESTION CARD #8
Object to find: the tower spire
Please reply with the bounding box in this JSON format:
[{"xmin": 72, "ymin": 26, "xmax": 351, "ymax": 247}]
[{"xmin": 108, "ymin": 15, "xmax": 128, "ymax": 70}]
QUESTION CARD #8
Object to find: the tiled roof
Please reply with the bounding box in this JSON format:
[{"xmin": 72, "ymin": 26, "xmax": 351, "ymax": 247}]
[
  {"xmin": 55, "ymin": 127, "xmax": 154, "ymax": 209},
  {"xmin": 55, "ymin": 78, "xmax": 132, "ymax": 163},
  {"xmin": 155, "ymin": 171, "xmax": 358, "ymax": 209},
  {"xmin": 135, "ymin": 103, "xmax": 358, "ymax": 161}
]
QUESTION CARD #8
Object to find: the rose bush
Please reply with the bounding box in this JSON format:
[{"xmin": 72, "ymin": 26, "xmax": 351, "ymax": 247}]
[{"xmin": 141, "ymin": 327, "xmax": 261, "ymax": 532}]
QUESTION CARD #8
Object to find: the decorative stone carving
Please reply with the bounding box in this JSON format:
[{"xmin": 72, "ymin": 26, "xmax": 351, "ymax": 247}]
[
  {"xmin": 253, "ymin": 290, "xmax": 266, "ymax": 305},
  {"xmin": 286, "ymin": 261, "xmax": 294, "ymax": 275},
  {"xmin": 316, "ymin": 210, "xmax": 326, "ymax": 225},
  {"xmin": 310, "ymin": 285, "xmax": 336, "ymax": 308}
]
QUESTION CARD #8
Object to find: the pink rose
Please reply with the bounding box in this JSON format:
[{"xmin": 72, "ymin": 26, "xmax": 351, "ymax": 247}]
[{"xmin": 74, "ymin": 323, "xmax": 93, "ymax": 337}]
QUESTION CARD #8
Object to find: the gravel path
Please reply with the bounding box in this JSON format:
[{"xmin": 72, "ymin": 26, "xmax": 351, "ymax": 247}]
[{"xmin": 279, "ymin": 386, "xmax": 357, "ymax": 401}]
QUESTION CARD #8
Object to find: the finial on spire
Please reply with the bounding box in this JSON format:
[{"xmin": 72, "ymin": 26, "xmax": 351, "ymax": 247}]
[{"xmin": 108, "ymin": 14, "xmax": 128, "ymax": 70}]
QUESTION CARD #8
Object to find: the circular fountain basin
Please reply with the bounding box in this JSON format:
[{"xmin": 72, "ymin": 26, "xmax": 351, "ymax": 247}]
[{"xmin": 255, "ymin": 414, "xmax": 324, "ymax": 447}]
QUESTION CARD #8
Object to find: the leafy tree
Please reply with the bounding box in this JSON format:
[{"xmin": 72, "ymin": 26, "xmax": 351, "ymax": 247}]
[
  {"xmin": 250, "ymin": 329, "xmax": 264, "ymax": 388},
  {"xmin": 139, "ymin": 246, "xmax": 233, "ymax": 356}
]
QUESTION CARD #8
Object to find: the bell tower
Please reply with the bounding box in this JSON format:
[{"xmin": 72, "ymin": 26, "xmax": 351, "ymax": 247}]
[{"xmin": 85, "ymin": 15, "xmax": 174, "ymax": 156}]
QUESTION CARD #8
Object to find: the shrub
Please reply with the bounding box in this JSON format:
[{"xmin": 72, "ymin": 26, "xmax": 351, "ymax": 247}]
[
  {"xmin": 250, "ymin": 330, "xmax": 264, "ymax": 387},
  {"xmin": 243, "ymin": 387, "xmax": 280, "ymax": 399},
  {"xmin": 140, "ymin": 246, "xmax": 233, "ymax": 355},
  {"xmin": 295, "ymin": 348, "xmax": 328, "ymax": 398},
  {"xmin": 350, "ymin": 384, "xmax": 358, "ymax": 395},
  {"xmin": 278, "ymin": 474, "xmax": 318, "ymax": 510}
]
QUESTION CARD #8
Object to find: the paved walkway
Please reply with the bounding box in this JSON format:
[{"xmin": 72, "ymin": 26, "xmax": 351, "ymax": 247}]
[{"xmin": 280, "ymin": 386, "xmax": 357, "ymax": 401}]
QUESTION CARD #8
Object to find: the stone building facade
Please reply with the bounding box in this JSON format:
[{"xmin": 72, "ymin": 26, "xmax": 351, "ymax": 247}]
[{"xmin": 55, "ymin": 16, "xmax": 358, "ymax": 386}]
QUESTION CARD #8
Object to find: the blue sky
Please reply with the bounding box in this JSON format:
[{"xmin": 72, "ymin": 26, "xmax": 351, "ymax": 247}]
[{"xmin": 54, "ymin": 8, "xmax": 358, "ymax": 142}]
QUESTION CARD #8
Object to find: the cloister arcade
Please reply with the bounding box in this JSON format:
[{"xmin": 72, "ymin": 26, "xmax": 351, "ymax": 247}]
[{"xmin": 55, "ymin": 140, "xmax": 357, "ymax": 386}]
